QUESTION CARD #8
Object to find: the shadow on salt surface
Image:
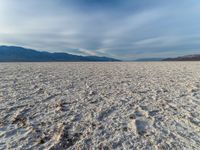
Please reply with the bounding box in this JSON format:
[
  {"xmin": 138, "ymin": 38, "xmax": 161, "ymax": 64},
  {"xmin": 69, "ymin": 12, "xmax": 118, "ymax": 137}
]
[{"xmin": 97, "ymin": 106, "xmax": 116, "ymax": 121}]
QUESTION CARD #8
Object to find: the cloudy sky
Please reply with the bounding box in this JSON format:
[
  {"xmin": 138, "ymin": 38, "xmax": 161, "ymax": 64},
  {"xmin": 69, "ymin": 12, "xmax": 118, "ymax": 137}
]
[{"xmin": 1, "ymin": 0, "xmax": 200, "ymax": 60}]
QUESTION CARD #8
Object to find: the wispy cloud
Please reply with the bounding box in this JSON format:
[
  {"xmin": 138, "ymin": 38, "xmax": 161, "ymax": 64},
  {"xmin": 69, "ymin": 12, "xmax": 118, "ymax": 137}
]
[{"xmin": 0, "ymin": 0, "xmax": 200, "ymax": 59}]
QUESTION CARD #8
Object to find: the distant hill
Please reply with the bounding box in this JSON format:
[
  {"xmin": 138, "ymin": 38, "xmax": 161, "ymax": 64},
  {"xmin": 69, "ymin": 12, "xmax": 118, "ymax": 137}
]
[
  {"xmin": 163, "ymin": 54, "xmax": 200, "ymax": 61},
  {"xmin": 0, "ymin": 46, "xmax": 120, "ymax": 62},
  {"xmin": 135, "ymin": 58, "xmax": 163, "ymax": 62}
]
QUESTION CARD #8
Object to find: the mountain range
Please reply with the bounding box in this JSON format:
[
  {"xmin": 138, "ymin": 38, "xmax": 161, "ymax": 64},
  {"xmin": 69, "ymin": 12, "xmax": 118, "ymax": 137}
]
[
  {"xmin": 135, "ymin": 58, "xmax": 163, "ymax": 62},
  {"xmin": 163, "ymin": 54, "xmax": 200, "ymax": 61},
  {"xmin": 0, "ymin": 46, "xmax": 120, "ymax": 62}
]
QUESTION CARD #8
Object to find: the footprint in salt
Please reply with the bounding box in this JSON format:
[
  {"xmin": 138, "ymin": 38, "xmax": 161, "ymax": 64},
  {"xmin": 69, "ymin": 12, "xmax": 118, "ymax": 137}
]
[{"xmin": 128, "ymin": 108, "xmax": 154, "ymax": 136}]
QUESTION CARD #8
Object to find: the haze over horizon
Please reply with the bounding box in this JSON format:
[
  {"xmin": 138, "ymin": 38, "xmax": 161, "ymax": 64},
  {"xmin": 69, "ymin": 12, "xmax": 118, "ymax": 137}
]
[{"xmin": 1, "ymin": 0, "xmax": 200, "ymax": 60}]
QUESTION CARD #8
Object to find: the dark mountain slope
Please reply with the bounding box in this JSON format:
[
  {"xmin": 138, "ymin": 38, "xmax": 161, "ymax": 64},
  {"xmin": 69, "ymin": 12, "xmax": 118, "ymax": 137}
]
[
  {"xmin": 0, "ymin": 46, "xmax": 120, "ymax": 62},
  {"xmin": 163, "ymin": 54, "xmax": 200, "ymax": 61}
]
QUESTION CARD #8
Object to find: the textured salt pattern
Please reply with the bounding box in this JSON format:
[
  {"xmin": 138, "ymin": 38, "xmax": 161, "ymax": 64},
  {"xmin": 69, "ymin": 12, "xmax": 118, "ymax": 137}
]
[{"xmin": 0, "ymin": 62, "xmax": 200, "ymax": 149}]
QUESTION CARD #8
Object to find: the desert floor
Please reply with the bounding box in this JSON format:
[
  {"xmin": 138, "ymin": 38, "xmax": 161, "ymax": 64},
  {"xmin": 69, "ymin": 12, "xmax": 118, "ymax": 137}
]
[{"xmin": 0, "ymin": 62, "xmax": 200, "ymax": 150}]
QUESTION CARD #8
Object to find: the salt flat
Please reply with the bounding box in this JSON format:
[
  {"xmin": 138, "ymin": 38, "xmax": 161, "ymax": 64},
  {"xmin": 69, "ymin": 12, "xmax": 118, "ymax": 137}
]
[{"xmin": 0, "ymin": 62, "xmax": 200, "ymax": 150}]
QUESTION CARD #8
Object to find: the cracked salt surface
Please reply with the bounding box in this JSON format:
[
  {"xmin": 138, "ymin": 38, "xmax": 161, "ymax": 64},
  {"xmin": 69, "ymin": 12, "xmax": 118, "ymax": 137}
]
[{"xmin": 0, "ymin": 62, "xmax": 200, "ymax": 149}]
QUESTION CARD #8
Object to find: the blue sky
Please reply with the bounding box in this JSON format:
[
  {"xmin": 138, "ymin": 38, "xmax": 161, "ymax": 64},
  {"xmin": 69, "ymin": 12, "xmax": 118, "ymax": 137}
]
[{"xmin": 1, "ymin": 0, "xmax": 200, "ymax": 60}]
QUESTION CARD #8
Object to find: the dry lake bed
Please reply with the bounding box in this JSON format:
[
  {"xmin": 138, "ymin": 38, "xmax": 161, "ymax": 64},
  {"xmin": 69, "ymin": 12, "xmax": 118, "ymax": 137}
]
[{"xmin": 0, "ymin": 62, "xmax": 200, "ymax": 150}]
